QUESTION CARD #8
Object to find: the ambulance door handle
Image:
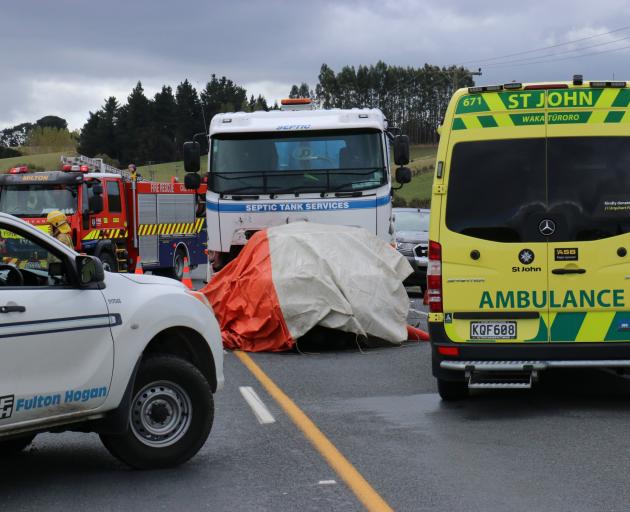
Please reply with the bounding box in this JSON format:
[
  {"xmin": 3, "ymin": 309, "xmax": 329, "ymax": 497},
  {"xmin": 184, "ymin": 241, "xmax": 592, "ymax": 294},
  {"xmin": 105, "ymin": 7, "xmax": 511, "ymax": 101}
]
[{"xmin": 552, "ymin": 268, "xmax": 586, "ymax": 275}]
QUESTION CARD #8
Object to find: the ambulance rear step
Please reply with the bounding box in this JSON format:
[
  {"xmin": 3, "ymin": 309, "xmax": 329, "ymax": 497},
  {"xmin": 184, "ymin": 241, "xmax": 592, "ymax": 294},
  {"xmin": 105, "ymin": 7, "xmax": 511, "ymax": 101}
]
[
  {"xmin": 467, "ymin": 369, "xmax": 535, "ymax": 389},
  {"xmin": 442, "ymin": 360, "xmax": 630, "ymax": 389}
]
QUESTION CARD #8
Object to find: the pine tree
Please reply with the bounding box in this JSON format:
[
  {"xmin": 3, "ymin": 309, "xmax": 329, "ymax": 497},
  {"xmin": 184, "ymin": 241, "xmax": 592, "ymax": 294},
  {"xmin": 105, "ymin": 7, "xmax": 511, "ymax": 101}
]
[
  {"xmin": 151, "ymin": 86, "xmax": 177, "ymax": 162},
  {"xmin": 175, "ymin": 79, "xmax": 204, "ymax": 158}
]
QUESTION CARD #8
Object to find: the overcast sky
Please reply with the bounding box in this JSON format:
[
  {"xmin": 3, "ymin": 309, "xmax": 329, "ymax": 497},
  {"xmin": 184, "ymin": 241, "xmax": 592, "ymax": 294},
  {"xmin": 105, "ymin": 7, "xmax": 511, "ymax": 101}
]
[{"xmin": 2, "ymin": 0, "xmax": 630, "ymax": 130}]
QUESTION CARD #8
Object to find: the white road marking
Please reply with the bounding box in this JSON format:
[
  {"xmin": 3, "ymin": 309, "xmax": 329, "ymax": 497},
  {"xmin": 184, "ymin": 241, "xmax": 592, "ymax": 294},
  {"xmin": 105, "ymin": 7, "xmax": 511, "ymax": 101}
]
[
  {"xmin": 318, "ymin": 480, "xmax": 337, "ymax": 485},
  {"xmin": 409, "ymin": 308, "xmax": 428, "ymax": 316},
  {"xmin": 239, "ymin": 386, "xmax": 276, "ymax": 424}
]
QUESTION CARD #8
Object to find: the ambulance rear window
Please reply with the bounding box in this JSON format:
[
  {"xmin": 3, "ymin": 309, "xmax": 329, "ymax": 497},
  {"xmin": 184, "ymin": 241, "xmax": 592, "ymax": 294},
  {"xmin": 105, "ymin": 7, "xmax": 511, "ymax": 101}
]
[
  {"xmin": 446, "ymin": 139, "xmax": 546, "ymax": 242},
  {"xmin": 548, "ymin": 136, "xmax": 630, "ymax": 241}
]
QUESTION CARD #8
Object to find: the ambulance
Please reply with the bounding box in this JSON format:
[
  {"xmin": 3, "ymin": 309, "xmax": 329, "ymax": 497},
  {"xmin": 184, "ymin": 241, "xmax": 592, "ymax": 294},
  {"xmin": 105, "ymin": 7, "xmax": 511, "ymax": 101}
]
[{"xmin": 428, "ymin": 76, "xmax": 630, "ymax": 399}]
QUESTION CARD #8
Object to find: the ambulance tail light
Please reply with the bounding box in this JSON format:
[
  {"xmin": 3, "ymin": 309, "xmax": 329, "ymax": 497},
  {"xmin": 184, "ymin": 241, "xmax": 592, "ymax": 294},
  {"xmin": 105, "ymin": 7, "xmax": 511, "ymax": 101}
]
[
  {"xmin": 437, "ymin": 346, "xmax": 459, "ymax": 356},
  {"xmin": 427, "ymin": 240, "xmax": 443, "ymax": 313}
]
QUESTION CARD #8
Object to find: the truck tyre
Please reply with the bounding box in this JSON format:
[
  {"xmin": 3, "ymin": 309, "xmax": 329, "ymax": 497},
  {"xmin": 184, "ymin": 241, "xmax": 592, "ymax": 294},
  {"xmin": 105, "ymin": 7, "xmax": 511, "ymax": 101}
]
[
  {"xmin": 437, "ymin": 378, "xmax": 469, "ymax": 401},
  {"xmin": 99, "ymin": 355, "xmax": 214, "ymax": 469},
  {"xmin": 0, "ymin": 434, "xmax": 36, "ymax": 454},
  {"xmin": 99, "ymin": 251, "xmax": 118, "ymax": 273},
  {"xmin": 169, "ymin": 248, "xmax": 186, "ymax": 281}
]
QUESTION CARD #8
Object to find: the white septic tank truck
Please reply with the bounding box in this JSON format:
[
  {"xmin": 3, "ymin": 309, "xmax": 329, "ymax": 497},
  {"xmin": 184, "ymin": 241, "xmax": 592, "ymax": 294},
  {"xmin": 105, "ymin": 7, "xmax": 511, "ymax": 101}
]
[{"xmin": 183, "ymin": 98, "xmax": 412, "ymax": 272}]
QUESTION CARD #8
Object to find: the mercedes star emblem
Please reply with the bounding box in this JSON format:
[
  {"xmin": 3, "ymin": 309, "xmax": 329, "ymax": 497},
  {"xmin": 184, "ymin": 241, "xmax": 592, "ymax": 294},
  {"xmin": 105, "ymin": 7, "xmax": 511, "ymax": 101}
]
[
  {"xmin": 539, "ymin": 219, "xmax": 556, "ymax": 236},
  {"xmin": 518, "ymin": 249, "xmax": 534, "ymax": 265}
]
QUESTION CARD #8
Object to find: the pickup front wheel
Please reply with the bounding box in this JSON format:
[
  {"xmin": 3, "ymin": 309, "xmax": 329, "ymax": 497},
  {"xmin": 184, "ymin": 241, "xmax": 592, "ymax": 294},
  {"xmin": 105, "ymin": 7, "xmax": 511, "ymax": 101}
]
[{"xmin": 100, "ymin": 355, "xmax": 214, "ymax": 469}]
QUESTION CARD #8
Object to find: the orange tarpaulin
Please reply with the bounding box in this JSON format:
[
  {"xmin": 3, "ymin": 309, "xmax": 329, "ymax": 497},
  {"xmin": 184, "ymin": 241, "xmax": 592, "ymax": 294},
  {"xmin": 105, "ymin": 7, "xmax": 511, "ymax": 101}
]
[{"xmin": 200, "ymin": 230, "xmax": 295, "ymax": 352}]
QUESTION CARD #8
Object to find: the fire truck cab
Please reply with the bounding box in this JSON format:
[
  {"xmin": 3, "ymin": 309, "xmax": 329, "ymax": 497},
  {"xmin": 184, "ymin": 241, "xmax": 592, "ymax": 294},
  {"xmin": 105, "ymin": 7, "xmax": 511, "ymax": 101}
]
[{"xmin": 0, "ymin": 158, "xmax": 207, "ymax": 278}]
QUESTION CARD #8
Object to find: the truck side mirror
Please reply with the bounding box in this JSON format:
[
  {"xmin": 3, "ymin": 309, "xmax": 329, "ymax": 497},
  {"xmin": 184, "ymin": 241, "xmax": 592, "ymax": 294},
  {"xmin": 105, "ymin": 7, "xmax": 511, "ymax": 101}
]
[
  {"xmin": 393, "ymin": 135, "xmax": 410, "ymax": 166},
  {"xmin": 184, "ymin": 141, "xmax": 201, "ymax": 173},
  {"xmin": 184, "ymin": 173, "xmax": 201, "ymax": 190},
  {"xmin": 92, "ymin": 183, "xmax": 103, "ymax": 196},
  {"xmin": 395, "ymin": 166, "xmax": 412, "ymax": 185}
]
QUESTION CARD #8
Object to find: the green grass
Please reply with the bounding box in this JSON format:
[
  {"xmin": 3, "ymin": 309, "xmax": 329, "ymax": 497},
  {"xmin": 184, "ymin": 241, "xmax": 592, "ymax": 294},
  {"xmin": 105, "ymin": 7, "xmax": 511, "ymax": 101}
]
[
  {"xmin": 136, "ymin": 155, "xmax": 209, "ymax": 182},
  {"xmin": 0, "ymin": 152, "xmax": 68, "ymax": 172},
  {"xmin": 393, "ymin": 144, "xmax": 437, "ymax": 206}
]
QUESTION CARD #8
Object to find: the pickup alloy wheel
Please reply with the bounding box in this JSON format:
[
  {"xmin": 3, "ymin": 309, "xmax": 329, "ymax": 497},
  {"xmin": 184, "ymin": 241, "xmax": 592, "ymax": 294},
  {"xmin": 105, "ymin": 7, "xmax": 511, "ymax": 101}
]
[{"xmin": 100, "ymin": 355, "xmax": 214, "ymax": 469}]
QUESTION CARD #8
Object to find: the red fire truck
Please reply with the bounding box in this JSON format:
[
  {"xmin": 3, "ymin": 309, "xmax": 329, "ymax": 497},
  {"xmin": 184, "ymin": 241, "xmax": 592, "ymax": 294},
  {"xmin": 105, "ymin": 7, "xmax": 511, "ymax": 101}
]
[{"xmin": 0, "ymin": 155, "xmax": 207, "ymax": 279}]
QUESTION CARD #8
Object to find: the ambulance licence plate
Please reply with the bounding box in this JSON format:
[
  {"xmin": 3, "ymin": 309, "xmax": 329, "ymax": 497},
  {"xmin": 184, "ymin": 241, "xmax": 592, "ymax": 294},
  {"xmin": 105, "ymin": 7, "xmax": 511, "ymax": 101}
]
[{"xmin": 470, "ymin": 321, "xmax": 516, "ymax": 340}]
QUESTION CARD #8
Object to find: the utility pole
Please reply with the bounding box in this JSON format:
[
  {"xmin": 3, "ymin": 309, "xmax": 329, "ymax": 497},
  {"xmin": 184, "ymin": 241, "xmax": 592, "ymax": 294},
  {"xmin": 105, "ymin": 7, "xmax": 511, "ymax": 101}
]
[{"xmin": 454, "ymin": 67, "xmax": 482, "ymax": 89}]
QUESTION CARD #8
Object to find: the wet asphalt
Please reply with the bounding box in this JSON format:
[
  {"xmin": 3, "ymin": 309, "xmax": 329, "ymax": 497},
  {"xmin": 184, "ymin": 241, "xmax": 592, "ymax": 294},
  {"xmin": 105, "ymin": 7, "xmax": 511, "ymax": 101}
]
[{"xmin": 4, "ymin": 275, "xmax": 630, "ymax": 511}]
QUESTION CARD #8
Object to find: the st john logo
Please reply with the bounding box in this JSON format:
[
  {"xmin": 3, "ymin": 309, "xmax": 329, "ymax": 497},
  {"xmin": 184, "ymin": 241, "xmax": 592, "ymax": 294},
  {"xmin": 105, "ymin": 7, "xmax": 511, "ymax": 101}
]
[{"xmin": 0, "ymin": 395, "xmax": 14, "ymax": 419}]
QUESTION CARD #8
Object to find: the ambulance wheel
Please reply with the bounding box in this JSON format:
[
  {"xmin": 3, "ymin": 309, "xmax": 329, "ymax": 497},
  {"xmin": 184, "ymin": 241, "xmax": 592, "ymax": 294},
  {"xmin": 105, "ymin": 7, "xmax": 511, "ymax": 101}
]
[
  {"xmin": 437, "ymin": 378, "xmax": 469, "ymax": 401},
  {"xmin": 100, "ymin": 355, "xmax": 214, "ymax": 469},
  {"xmin": 0, "ymin": 434, "xmax": 36, "ymax": 454},
  {"xmin": 99, "ymin": 251, "xmax": 118, "ymax": 272}
]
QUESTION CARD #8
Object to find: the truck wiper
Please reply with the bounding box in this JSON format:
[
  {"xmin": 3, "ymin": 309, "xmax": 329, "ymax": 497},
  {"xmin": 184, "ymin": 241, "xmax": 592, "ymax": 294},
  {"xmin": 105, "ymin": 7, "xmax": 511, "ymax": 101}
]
[
  {"xmin": 269, "ymin": 185, "xmax": 326, "ymax": 197},
  {"xmin": 220, "ymin": 186, "xmax": 261, "ymax": 195}
]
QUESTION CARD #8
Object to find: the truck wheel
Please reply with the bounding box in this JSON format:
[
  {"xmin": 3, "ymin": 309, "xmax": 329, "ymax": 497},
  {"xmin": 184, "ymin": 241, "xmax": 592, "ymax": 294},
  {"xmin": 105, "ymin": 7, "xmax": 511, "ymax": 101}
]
[
  {"xmin": 100, "ymin": 355, "xmax": 213, "ymax": 469},
  {"xmin": 170, "ymin": 248, "xmax": 186, "ymax": 281},
  {"xmin": 99, "ymin": 251, "xmax": 118, "ymax": 273},
  {"xmin": 0, "ymin": 434, "xmax": 36, "ymax": 454},
  {"xmin": 437, "ymin": 378, "xmax": 469, "ymax": 401}
]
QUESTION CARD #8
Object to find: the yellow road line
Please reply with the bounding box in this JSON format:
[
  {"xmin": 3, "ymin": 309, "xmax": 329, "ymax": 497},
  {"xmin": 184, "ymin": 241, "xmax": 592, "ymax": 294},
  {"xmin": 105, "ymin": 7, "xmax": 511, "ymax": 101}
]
[{"xmin": 235, "ymin": 351, "xmax": 393, "ymax": 512}]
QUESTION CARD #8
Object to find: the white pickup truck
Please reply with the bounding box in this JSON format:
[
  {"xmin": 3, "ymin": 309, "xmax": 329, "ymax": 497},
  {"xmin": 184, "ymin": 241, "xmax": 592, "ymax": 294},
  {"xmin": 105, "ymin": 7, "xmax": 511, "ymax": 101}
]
[{"xmin": 0, "ymin": 213, "xmax": 223, "ymax": 468}]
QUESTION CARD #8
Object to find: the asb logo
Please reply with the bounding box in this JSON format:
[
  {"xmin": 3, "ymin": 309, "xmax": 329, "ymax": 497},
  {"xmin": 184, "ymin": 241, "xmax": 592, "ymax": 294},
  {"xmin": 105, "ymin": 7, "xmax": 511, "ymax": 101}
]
[
  {"xmin": 0, "ymin": 395, "xmax": 14, "ymax": 419},
  {"xmin": 518, "ymin": 249, "xmax": 535, "ymax": 265},
  {"xmin": 539, "ymin": 219, "xmax": 556, "ymax": 236}
]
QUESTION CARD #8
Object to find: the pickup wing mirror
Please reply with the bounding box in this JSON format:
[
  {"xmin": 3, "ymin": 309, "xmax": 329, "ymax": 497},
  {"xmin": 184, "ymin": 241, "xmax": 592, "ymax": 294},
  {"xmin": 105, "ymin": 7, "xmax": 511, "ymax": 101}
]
[{"xmin": 76, "ymin": 255, "xmax": 105, "ymax": 286}]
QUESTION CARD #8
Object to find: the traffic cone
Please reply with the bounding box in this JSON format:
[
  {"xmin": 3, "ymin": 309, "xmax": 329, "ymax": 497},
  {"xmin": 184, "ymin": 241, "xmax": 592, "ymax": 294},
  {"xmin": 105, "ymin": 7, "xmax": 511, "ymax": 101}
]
[
  {"xmin": 182, "ymin": 256, "xmax": 193, "ymax": 290},
  {"xmin": 407, "ymin": 324, "xmax": 430, "ymax": 342},
  {"xmin": 135, "ymin": 256, "xmax": 144, "ymax": 275}
]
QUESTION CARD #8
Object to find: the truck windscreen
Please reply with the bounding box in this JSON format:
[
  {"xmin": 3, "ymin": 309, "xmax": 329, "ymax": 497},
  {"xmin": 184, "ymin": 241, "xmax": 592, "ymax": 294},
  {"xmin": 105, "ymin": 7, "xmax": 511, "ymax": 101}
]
[
  {"xmin": 210, "ymin": 129, "xmax": 385, "ymax": 194},
  {"xmin": 0, "ymin": 185, "xmax": 78, "ymax": 217}
]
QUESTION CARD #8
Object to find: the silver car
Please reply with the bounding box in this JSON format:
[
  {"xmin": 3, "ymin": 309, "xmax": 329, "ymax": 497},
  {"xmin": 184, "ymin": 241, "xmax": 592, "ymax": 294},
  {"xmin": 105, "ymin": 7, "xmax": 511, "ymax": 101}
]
[{"xmin": 393, "ymin": 207, "xmax": 429, "ymax": 289}]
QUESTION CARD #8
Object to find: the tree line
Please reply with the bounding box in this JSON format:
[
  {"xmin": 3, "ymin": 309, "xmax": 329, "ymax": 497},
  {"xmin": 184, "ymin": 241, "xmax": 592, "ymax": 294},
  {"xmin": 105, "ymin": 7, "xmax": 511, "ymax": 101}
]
[
  {"xmin": 78, "ymin": 76, "xmax": 269, "ymax": 166},
  {"xmin": 290, "ymin": 62, "xmax": 474, "ymax": 144},
  {"xmin": 1, "ymin": 62, "xmax": 474, "ymax": 166}
]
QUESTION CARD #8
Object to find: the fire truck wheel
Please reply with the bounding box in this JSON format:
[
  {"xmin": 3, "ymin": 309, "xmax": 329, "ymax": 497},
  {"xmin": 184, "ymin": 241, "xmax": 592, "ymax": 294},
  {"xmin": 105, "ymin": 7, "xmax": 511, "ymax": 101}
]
[
  {"xmin": 164, "ymin": 248, "xmax": 186, "ymax": 281},
  {"xmin": 99, "ymin": 355, "xmax": 214, "ymax": 469},
  {"xmin": 99, "ymin": 252, "xmax": 118, "ymax": 273},
  {"xmin": 0, "ymin": 434, "xmax": 36, "ymax": 454}
]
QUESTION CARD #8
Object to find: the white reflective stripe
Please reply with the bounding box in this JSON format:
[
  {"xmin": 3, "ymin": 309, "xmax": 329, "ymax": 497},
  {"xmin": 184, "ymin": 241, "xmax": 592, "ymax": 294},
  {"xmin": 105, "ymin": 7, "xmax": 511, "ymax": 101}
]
[{"xmin": 239, "ymin": 386, "xmax": 276, "ymax": 424}]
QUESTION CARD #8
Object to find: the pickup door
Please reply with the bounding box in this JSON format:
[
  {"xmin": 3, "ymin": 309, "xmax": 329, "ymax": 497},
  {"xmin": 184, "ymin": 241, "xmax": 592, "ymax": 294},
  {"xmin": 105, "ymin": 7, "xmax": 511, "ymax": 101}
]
[{"xmin": 0, "ymin": 221, "xmax": 114, "ymax": 428}]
